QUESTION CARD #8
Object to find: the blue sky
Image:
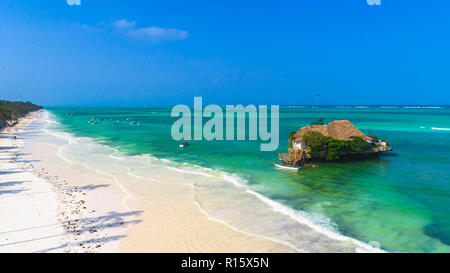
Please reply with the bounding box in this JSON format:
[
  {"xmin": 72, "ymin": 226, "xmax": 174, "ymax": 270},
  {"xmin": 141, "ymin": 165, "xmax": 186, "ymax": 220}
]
[{"xmin": 0, "ymin": 0, "xmax": 449, "ymax": 106}]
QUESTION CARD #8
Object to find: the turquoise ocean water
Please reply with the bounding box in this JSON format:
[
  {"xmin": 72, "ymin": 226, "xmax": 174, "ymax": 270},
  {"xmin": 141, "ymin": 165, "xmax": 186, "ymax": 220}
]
[{"xmin": 48, "ymin": 106, "xmax": 450, "ymax": 252}]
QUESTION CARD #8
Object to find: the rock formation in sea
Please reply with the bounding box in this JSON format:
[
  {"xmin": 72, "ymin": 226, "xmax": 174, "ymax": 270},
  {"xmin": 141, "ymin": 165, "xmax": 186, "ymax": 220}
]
[{"xmin": 280, "ymin": 120, "xmax": 392, "ymax": 165}]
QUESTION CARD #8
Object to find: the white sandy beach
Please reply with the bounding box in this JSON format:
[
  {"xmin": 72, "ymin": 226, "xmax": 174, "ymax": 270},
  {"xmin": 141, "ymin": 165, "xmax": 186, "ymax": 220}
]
[{"xmin": 0, "ymin": 112, "xmax": 131, "ymax": 252}]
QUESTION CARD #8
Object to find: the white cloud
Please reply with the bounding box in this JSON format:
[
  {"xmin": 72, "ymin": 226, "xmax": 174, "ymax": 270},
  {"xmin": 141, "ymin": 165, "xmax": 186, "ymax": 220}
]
[
  {"xmin": 113, "ymin": 19, "xmax": 136, "ymax": 28},
  {"xmin": 66, "ymin": 0, "xmax": 81, "ymax": 6},
  {"xmin": 113, "ymin": 19, "xmax": 188, "ymax": 43},
  {"xmin": 127, "ymin": 27, "xmax": 188, "ymax": 43}
]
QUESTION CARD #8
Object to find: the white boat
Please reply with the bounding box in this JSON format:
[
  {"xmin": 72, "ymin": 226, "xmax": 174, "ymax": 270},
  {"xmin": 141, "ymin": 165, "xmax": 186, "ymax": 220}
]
[
  {"xmin": 273, "ymin": 162, "xmax": 301, "ymax": 170},
  {"xmin": 179, "ymin": 142, "xmax": 190, "ymax": 148}
]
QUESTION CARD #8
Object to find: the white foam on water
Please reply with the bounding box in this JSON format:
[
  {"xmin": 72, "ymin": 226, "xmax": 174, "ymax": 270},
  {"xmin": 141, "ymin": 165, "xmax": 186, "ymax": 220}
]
[
  {"xmin": 109, "ymin": 155, "xmax": 125, "ymax": 160},
  {"xmin": 43, "ymin": 129, "xmax": 79, "ymax": 145},
  {"xmin": 246, "ymin": 189, "xmax": 384, "ymax": 252},
  {"xmin": 167, "ymin": 166, "xmax": 214, "ymax": 177},
  {"xmin": 247, "ymin": 189, "xmax": 342, "ymax": 239},
  {"xmin": 432, "ymin": 127, "xmax": 450, "ymax": 131},
  {"xmin": 404, "ymin": 106, "xmax": 443, "ymax": 109},
  {"xmin": 222, "ymin": 175, "xmax": 246, "ymax": 187},
  {"xmin": 127, "ymin": 168, "xmax": 144, "ymax": 179},
  {"xmin": 181, "ymin": 162, "xmax": 214, "ymax": 172},
  {"xmin": 287, "ymin": 106, "xmax": 306, "ymax": 108}
]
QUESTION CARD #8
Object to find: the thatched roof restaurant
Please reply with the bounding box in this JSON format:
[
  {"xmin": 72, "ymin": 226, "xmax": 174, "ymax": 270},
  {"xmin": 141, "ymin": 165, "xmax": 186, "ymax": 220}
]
[{"xmin": 293, "ymin": 120, "xmax": 372, "ymax": 142}]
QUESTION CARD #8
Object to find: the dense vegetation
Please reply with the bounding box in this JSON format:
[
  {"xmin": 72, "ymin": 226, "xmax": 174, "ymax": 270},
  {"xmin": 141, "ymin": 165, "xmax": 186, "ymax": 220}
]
[
  {"xmin": 0, "ymin": 100, "xmax": 42, "ymax": 128},
  {"xmin": 287, "ymin": 118, "xmax": 326, "ymax": 149},
  {"xmin": 288, "ymin": 131, "xmax": 296, "ymax": 148},
  {"xmin": 302, "ymin": 131, "xmax": 373, "ymax": 161}
]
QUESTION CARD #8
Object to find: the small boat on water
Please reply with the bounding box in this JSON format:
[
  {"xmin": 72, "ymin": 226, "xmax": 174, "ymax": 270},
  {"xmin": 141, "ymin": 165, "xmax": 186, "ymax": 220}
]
[
  {"xmin": 179, "ymin": 142, "xmax": 190, "ymax": 148},
  {"xmin": 88, "ymin": 117, "xmax": 102, "ymax": 125},
  {"xmin": 273, "ymin": 162, "xmax": 301, "ymax": 170}
]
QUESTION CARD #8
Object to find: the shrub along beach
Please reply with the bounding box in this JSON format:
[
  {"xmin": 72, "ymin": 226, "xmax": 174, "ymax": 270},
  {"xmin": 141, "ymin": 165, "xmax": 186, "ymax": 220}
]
[{"xmin": 0, "ymin": 100, "xmax": 42, "ymax": 128}]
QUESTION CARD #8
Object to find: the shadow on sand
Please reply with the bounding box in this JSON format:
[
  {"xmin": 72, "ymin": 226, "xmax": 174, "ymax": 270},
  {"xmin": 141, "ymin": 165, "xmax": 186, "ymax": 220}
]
[
  {"xmin": 0, "ymin": 146, "xmax": 16, "ymax": 151},
  {"xmin": 0, "ymin": 181, "xmax": 28, "ymax": 187},
  {"xmin": 68, "ymin": 184, "xmax": 110, "ymax": 191},
  {"xmin": 0, "ymin": 170, "xmax": 24, "ymax": 176},
  {"xmin": 0, "ymin": 180, "xmax": 29, "ymax": 195},
  {"xmin": 0, "ymin": 211, "xmax": 143, "ymax": 253}
]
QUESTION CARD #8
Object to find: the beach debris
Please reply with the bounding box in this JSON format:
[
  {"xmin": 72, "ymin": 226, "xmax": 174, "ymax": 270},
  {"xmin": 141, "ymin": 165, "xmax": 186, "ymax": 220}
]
[{"xmin": 88, "ymin": 117, "xmax": 102, "ymax": 125}]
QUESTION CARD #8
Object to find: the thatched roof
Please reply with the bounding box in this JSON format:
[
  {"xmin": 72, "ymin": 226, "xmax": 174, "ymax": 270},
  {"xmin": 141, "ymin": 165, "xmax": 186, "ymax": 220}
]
[{"xmin": 293, "ymin": 120, "xmax": 371, "ymax": 142}]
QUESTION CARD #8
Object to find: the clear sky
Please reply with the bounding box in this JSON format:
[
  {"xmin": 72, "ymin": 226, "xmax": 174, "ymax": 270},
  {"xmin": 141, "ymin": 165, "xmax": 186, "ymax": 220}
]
[{"xmin": 1, "ymin": 0, "xmax": 449, "ymax": 106}]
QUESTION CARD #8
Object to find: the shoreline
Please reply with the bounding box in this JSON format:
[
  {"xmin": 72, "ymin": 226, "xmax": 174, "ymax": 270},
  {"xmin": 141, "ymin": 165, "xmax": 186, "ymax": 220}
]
[
  {"xmin": 1, "ymin": 111, "xmax": 132, "ymax": 252},
  {"xmin": 1, "ymin": 110, "xmax": 382, "ymax": 253}
]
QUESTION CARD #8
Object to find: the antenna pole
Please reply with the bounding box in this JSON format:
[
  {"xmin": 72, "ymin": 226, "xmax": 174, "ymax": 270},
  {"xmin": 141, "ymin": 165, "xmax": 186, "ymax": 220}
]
[{"xmin": 315, "ymin": 93, "xmax": 320, "ymax": 118}]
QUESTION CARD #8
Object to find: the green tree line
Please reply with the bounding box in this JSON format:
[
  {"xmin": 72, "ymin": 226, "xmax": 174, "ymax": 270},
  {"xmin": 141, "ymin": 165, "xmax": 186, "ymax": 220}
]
[{"xmin": 0, "ymin": 100, "xmax": 42, "ymax": 128}]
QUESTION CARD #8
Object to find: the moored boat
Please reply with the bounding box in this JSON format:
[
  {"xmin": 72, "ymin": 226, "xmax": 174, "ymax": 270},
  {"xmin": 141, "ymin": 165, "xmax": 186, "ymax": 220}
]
[
  {"xmin": 273, "ymin": 162, "xmax": 301, "ymax": 170},
  {"xmin": 179, "ymin": 142, "xmax": 190, "ymax": 148}
]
